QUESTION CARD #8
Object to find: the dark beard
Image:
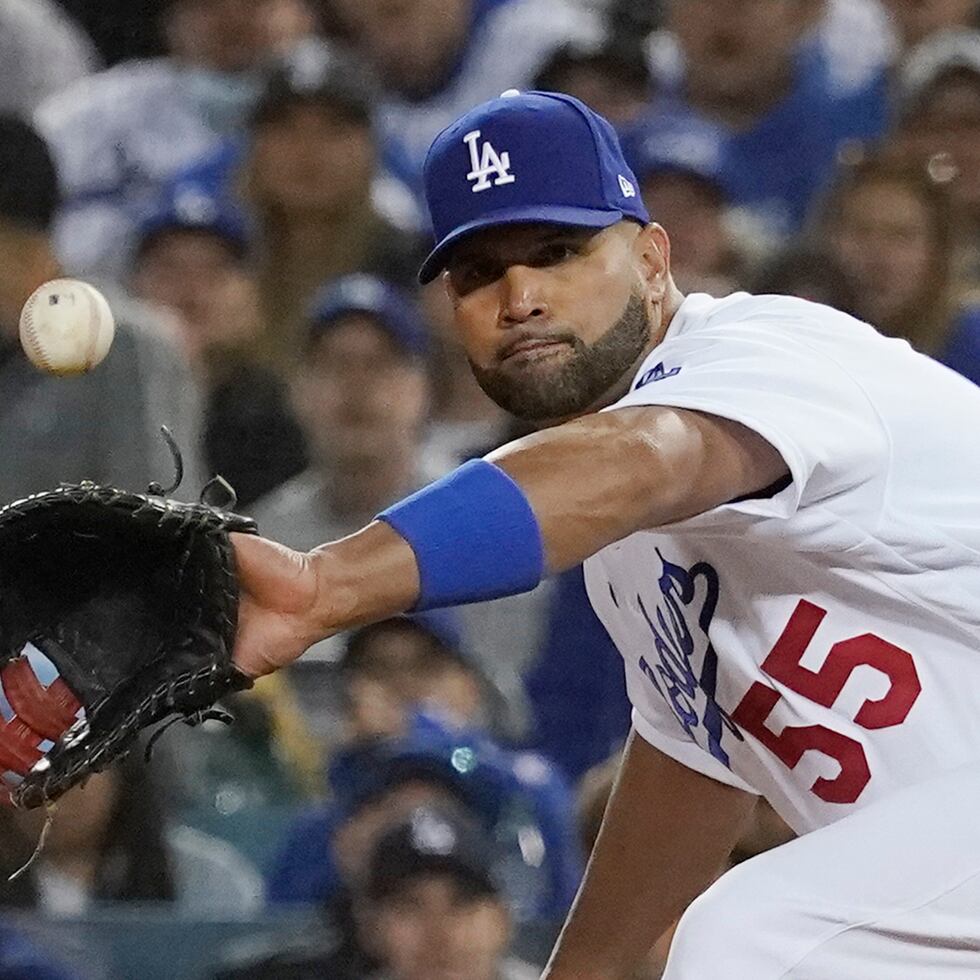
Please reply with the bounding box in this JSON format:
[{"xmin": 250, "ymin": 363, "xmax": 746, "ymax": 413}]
[{"xmin": 469, "ymin": 293, "xmax": 652, "ymax": 421}]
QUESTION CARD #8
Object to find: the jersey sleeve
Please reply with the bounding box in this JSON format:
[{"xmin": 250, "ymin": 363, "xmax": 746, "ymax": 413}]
[
  {"xmin": 584, "ymin": 558, "xmax": 758, "ymax": 794},
  {"xmin": 610, "ymin": 312, "xmax": 889, "ymax": 522},
  {"xmin": 628, "ymin": 705, "xmax": 758, "ymax": 793}
]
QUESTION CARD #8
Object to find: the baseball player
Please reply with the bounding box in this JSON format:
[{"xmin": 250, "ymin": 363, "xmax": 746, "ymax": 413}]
[{"xmin": 232, "ymin": 92, "xmax": 980, "ymax": 978}]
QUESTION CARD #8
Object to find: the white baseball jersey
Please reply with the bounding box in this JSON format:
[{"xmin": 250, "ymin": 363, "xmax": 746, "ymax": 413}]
[{"xmin": 584, "ymin": 291, "xmax": 980, "ymax": 836}]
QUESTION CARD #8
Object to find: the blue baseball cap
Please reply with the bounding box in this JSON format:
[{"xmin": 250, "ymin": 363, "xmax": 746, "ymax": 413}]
[
  {"xmin": 621, "ymin": 111, "xmax": 729, "ymax": 199},
  {"xmin": 136, "ymin": 182, "xmax": 250, "ymax": 259},
  {"xmin": 418, "ymin": 90, "xmax": 650, "ymax": 284},
  {"xmin": 306, "ymin": 274, "xmax": 430, "ymax": 359}
]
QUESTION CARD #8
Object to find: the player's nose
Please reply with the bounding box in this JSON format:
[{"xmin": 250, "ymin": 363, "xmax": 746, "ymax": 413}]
[{"xmin": 499, "ymin": 263, "xmax": 550, "ymax": 325}]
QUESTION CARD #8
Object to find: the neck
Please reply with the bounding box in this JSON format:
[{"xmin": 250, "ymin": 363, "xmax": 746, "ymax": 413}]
[
  {"xmin": 622, "ymin": 280, "xmax": 687, "ymax": 393},
  {"xmin": 552, "ymin": 283, "xmax": 687, "ymax": 426}
]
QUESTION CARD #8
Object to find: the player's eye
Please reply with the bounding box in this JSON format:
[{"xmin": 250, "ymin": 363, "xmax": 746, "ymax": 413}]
[
  {"xmin": 530, "ymin": 241, "xmax": 577, "ymax": 267},
  {"xmin": 449, "ymin": 258, "xmax": 501, "ymax": 294}
]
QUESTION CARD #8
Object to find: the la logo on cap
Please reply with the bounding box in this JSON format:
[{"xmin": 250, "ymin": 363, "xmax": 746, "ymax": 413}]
[{"xmin": 463, "ymin": 129, "xmax": 516, "ymax": 193}]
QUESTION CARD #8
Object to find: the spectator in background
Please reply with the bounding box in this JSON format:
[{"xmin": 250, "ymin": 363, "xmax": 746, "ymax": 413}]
[
  {"xmin": 225, "ymin": 732, "xmax": 554, "ymax": 979},
  {"xmin": 249, "ymin": 275, "xmax": 443, "ymax": 719},
  {"xmin": 35, "ymin": 0, "xmax": 293, "ymax": 279},
  {"xmin": 894, "ymin": 29, "xmax": 980, "ymax": 285},
  {"xmin": 0, "ymin": 0, "xmax": 98, "ymax": 115},
  {"xmin": 533, "ymin": 36, "xmax": 652, "ymax": 129},
  {"xmin": 131, "ymin": 184, "xmax": 306, "ymax": 508},
  {"xmin": 362, "ymin": 808, "xmax": 539, "ymax": 980},
  {"xmin": 267, "ymin": 692, "xmax": 581, "ymax": 926},
  {"xmin": 881, "ymin": 0, "xmax": 979, "ymax": 52},
  {"xmin": 245, "ymin": 41, "xmax": 424, "ymax": 363},
  {"xmin": 340, "ymin": 613, "xmax": 494, "ymax": 742},
  {"xmin": 0, "ymin": 755, "xmax": 262, "ymax": 916},
  {"xmin": 250, "ymin": 275, "xmax": 441, "ymax": 549},
  {"xmin": 623, "ymin": 114, "xmax": 743, "ymax": 295},
  {"xmin": 0, "ymin": 115, "xmax": 205, "ymax": 505},
  {"xmin": 643, "ymin": 0, "xmax": 889, "ymax": 249},
  {"xmin": 172, "ymin": 40, "xmax": 425, "ymax": 368},
  {"xmin": 56, "ymin": 0, "xmax": 315, "ymax": 66},
  {"xmin": 327, "ymin": 0, "xmax": 601, "ymax": 225},
  {"xmin": 818, "ymin": 155, "xmax": 980, "ymax": 383},
  {"xmin": 749, "ymin": 246, "xmax": 858, "ymax": 314}
]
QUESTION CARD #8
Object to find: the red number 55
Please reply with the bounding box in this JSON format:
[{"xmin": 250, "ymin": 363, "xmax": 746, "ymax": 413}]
[{"xmin": 731, "ymin": 600, "xmax": 921, "ymax": 804}]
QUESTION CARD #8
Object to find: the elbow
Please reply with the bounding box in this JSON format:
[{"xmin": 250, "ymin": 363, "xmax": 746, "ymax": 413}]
[{"xmin": 627, "ymin": 409, "xmax": 707, "ymax": 527}]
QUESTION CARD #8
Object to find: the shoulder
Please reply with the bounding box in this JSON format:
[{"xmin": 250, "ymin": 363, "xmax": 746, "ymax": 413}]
[
  {"xmin": 667, "ymin": 291, "xmax": 861, "ymax": 340},
  {"xmin": 616, "ymin": 291, "xmax": 890, "ymax": 407}
]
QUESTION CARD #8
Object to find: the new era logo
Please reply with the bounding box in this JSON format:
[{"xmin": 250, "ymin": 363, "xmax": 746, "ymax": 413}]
[
  {"xmin": 635, "ymin": 362, "xmax": 681, "ymax": 389},
  {"xmin": 464, "ymin": 129, "xmax": 516, "ymax": 193},
  {"xmin": 618, "ymin": 174, "xmax": 636, "ymax": 198}
]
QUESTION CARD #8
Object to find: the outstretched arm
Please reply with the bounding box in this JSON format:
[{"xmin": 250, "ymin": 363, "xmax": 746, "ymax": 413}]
[{"xmin": 232, "ymin": 405, "xmax": 787, "ymax": 677}]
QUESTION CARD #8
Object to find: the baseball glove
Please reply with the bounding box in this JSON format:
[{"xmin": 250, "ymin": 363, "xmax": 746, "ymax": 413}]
[{"xmin": 0, "ymin": 442, "xmax": 257, "ymax": 810}]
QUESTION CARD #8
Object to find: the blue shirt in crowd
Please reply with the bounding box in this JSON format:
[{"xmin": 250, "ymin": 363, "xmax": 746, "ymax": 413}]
[{"xmin": 632, "ymin": 39, "xmax": 889, "ymax": 242}]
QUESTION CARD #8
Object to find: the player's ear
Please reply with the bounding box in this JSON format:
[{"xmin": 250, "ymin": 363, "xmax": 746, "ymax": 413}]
[
  {"xmin": 633, "ymin": 222, "xmax": 671, "ymax": 303},
  {"xmin": 440, "ymin": 269, "xmax": 461, "ymax": 309}
]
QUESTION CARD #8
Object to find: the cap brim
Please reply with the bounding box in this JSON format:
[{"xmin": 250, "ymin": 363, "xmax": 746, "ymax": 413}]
[{"xmin": 417, "ymin": 205, "xmax": 629, "ymax": 284}]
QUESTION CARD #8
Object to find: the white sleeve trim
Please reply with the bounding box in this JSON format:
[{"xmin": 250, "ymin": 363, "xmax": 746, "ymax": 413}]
[{"xmin": 631, "ymin": 708, "xmax": 759, "ymax": 794}]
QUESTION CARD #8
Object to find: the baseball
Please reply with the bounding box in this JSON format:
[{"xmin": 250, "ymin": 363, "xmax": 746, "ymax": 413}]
[{"xmin": 19, "ymin": 278, "xmax": 115, "ymax": 376}]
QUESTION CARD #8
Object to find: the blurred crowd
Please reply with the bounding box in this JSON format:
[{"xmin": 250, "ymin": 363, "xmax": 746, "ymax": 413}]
[{"xmin": 0, "ymin": 0, "xmax": 978, "ymax": 977}]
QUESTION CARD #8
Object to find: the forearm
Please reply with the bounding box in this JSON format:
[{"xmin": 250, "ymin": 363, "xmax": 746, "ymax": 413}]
[
  {"xmin": 305, "ymin": 406, "xmax": 784, "ymax": 629},
  {"xmin": 489, "ymin": 406, "xmax": 784, "ymax": 573},
  {"xmin": 544, "ymin": 730, "xmax": 755, "ymax": 980},
  {"xmin": 307, "ymin": 521, "xmax": 421, "ymax": 634}
]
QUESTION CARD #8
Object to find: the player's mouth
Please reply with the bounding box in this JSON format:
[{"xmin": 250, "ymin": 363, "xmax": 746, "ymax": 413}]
[{"xmin": 499, "ymin": 335, "xmax": 573, "ymax": 364}]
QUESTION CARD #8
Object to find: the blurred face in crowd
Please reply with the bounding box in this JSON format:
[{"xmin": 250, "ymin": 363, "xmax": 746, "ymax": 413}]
[
  {"xmin": 331, "ymin": 0, "xmax": 472, "ymax": 98},
  {"xmin": 132, "ymin": 230, "xmax": 261, "ymax": 361},
  {"xmin": 667, "ymin": 0, "xmax": 817, "ymax": 118},
  {"xmin": 640, "ymin": 172, "xmax": 730, "ymax": 288},
  {"xmin": 165, "ymin": 0, "xmax": 272, "ymax": 73},
  {"xmin": 826, "ymin": 176, "xmax": 941, "ymax": 332},
  {"xmin": 373, "ymin": 874, "xmax": 509, "ymax": 980},
  {"xmin": 883, "ymin": 0, "xmax": 978, "ymax": 48},
  {"xmin": 249, "ymin": 104, "xmax": 375, "ymax": 215},
  {"xmin": 333, "ymin": 780, "xmax": 468, "ymax": 883},
  {"xmin": 345, "ymin": 624, "xmax": 483, "ymax": 740},
  {"xmin": 901, "ymin": 71, "xmax": 980, "ymax": 217},
  {"xmin": 445, "ymin": 221, "xmax": 662, "ymax": 423},
  {"xmin": 295, "ymin": 314, "xmax": 429, "ymax": 471}
]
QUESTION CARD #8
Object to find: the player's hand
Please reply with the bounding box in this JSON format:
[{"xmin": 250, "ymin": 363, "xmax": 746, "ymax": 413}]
[{"xmin": 231, "ymin": 533, "xmax": 329, "ymax": 678}]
